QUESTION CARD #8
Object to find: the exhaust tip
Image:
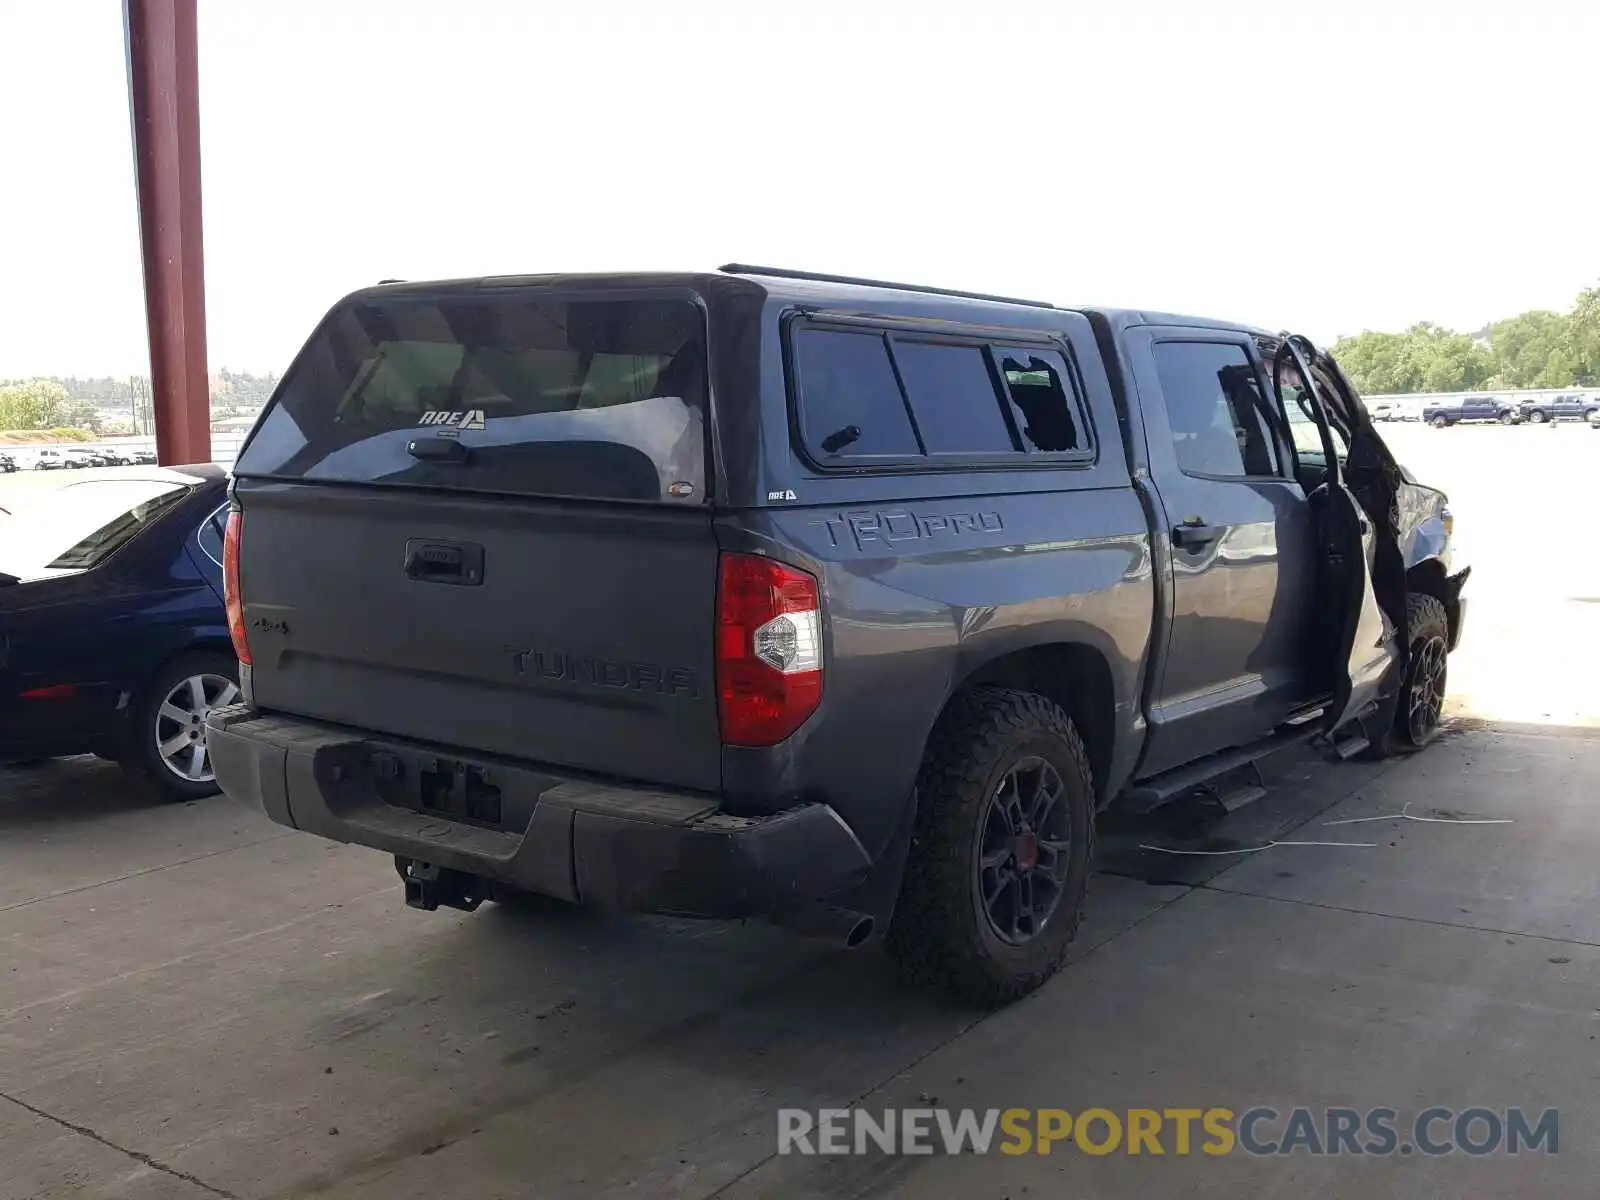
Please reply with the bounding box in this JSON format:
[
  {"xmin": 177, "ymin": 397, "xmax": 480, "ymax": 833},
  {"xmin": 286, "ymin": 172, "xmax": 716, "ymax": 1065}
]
[
  {"xmin": 772, "ymin": 904, "xmax": 876, "ymax": 948},
  {"xmin": 844, "ymin": 916, "xmax": 875, "ymax": 948}
]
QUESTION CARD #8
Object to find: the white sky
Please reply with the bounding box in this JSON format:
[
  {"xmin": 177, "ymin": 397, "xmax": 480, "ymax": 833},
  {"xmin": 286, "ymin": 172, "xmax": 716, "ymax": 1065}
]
[{"xmin": 1, "ymin": 0, "xmax": 1596, "ymax": 378}]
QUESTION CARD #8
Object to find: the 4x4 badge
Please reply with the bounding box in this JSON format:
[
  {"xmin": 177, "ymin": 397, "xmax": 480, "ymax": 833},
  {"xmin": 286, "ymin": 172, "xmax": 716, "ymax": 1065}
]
[{"xmin": 418, "ymin": 409, "xmax": 486, "ymax": 430}]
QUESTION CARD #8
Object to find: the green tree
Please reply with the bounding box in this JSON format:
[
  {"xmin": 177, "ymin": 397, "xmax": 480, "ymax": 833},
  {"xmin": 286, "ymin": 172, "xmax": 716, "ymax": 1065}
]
[
  {"xmin": 0, "ymin": 378, "xmax": 70, "ymax": 429},
  {"xmin": 62, "ymin": 399, "xmax": 103, "ymax": 433},
  {"xmin": 1568, "ymin": 285, "xmax": 1600, "ymax": 385},
  {"xmin": 1488, "ymin": 310, "xmax": 1573, "ymax": 387},
  {"xmin": 1335, "ymin": 323, "xmax": 1495, "ymax": 395},
  {"xmin": 1330, "ymin": 330, "xmax": 1420, "ymax": 394},
  {"xmin": 1399, "ymin": 323, "xmax": 1494, "ymax": 393}
]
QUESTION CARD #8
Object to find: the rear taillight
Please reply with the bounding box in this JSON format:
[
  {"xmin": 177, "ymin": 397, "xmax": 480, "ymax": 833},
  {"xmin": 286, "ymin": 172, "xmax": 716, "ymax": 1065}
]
[
  {"xmin": 716, "ymin": 553, "xmax": 822, "ymax": 746},
  {"xmin": 222, "ymin": 509, "xmax": 251, "ymax": 666}
]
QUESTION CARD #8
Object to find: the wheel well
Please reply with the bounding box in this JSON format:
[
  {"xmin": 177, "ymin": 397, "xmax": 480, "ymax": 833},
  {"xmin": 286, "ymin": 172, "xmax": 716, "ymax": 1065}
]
[
  {"xmin": 952, "ymin": 644, "xmax": 1115, "ymax": 802},
  {"xmin": 1406, "ymin": 558, "xmax": 1460, "ymax": 644},
  {"xmin": 133, "ymin": 640, "xmax": 238, "ymax": 699},
  {"xmin": 1406, "ymin": 557, "xmax": 1446, "ymax": 603}
]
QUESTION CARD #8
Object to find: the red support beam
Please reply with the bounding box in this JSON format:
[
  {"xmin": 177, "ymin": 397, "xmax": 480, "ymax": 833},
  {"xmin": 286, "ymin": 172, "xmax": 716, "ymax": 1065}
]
[{"xmin": 125, "ymin": 0, "xmax": 210, "ymax": 465}]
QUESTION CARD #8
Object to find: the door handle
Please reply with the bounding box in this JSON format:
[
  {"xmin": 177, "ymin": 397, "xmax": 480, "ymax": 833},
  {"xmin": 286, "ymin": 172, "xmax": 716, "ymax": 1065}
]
[{"xmin": 1171, "ymin": 519, "xmax": 1223, "ymax": 549}]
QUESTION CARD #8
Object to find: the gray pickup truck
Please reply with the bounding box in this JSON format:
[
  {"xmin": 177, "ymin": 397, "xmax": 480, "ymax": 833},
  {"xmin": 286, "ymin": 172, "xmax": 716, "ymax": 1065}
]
[{"xmin": 207, "ymin": 266, "xmax": 1467, "ymax": 1004}]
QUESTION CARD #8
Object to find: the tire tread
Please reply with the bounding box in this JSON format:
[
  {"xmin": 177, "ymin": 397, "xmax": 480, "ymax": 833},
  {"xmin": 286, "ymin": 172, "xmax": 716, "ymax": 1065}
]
[{"xmin": 887, "ymin": 686, "xmax": 1094, "ymax": 1006}]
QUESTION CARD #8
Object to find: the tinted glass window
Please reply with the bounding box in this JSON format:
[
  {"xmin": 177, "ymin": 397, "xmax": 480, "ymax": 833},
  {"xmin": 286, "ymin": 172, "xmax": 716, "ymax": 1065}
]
[
  {"xmin": 996, "ymin": 348, "xmax": 1084, "ymax": 452},
  {"xmin": 892, "ymin": 341, "xmax": 1015, "ymax": 454},
  {"xmin": 795, "ymin": 329, "xmax": 920, "ymax": 458},
  {"xmin": 195, "ymin": 502, "xmax": 228, "ymax": 567},
  {"xmin": 237, "ymin": 295, "xmax": 707, "ymax": 502},
  {"xmin": 1154, "ymin": 342, "xmax": 1279, "ymax": 478}
]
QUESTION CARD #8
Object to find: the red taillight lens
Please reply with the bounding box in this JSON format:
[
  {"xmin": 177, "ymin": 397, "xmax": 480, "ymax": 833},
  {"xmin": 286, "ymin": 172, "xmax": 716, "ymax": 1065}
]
[
  {"xmin": 222, "ymin": 509, "xmax": 251, "ymax": 666},
  {"xmin": 19, "ymin": 683, "xmax": 75, "ymax": 700},
  {"xmin": 716, "ymin": 553, "xmax": 823, "ymax": 746}
]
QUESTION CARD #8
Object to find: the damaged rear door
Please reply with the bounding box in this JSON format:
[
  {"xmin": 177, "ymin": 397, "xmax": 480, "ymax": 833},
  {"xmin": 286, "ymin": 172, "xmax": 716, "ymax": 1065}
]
[{"xmin": 1268, "ymin": 336, "xmax": 1402, "ymax": 732}]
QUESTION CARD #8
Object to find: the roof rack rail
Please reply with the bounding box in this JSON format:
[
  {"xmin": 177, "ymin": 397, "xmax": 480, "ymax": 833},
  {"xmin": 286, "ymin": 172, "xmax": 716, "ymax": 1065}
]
[{"xmin": 716, "ymin": 263, "xmax": 1056, "ymax": 310}]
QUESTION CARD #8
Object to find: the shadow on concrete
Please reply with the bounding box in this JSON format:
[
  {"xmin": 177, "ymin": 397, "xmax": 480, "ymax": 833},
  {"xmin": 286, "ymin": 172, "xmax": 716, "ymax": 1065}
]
[
  {"xmin": 0, "ymin": 754, "xmax": 171, "ymax": 829},
  {"xmin": 1, "ymin": 714, "xmax": 1595, "ymax": 1200}
]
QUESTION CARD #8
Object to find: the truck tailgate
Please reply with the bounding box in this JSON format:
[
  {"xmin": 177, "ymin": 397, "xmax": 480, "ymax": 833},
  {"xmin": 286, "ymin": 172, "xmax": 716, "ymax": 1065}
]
[{"xmin": 236, "ymin": 481, "xmax": 721, "ymax": 791}]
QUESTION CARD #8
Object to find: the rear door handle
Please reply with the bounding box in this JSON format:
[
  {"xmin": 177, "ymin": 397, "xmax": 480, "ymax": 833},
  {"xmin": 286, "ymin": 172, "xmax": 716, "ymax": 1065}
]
[
  {"xmin": 1171, "ymin": 519, "xmax": 1223, "ymax": 549},
  {"xmin": 404, "ymin": 539, "xmax": 484, "ymax": 586}
]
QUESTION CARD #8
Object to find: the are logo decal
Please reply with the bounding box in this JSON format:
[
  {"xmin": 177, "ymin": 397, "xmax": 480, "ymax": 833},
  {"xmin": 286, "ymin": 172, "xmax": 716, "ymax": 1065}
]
[{"xmin": 418, "ymin": 409, "xmax": 486, "ymax": 430}]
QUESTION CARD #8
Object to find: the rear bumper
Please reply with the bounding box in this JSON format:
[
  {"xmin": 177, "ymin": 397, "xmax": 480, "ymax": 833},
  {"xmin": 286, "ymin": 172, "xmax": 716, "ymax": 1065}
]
[{"xmin": 205, "ymin": 706, "xmax": 873, "ymax": 918}]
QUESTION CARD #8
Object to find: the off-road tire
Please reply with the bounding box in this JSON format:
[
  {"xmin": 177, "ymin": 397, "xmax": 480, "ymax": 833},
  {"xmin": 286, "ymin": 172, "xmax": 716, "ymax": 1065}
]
[
  {"xmin": 887, "ymin": 687, "xmax": 1094, "ymax": 1006},
  {"xmin": 1362, "ymin": 594, "xmax": 1451, "ymax": 759}
]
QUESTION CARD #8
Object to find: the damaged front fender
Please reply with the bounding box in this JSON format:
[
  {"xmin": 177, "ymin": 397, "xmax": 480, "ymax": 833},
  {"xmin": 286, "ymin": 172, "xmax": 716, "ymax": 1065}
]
[{"xmin": 1443, "ymin": 566, "xmax": 1471, "ymax": 652}]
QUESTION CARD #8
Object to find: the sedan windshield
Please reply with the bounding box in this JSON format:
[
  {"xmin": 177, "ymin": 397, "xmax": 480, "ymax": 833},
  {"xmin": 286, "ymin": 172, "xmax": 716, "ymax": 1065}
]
[{"xmin": 0, "ymin": 479, "xmax": 190, "ymax": 579}]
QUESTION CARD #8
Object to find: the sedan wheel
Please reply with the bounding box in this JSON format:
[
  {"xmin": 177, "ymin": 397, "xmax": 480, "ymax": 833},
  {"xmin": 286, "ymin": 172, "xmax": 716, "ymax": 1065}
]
[
  {"xmin": 125, "ymin": 651, "xmax": 240, "ymax": 801},
  {"xmin": 154, "ymin": 672, "xmax": 238, "ymax": 784}
]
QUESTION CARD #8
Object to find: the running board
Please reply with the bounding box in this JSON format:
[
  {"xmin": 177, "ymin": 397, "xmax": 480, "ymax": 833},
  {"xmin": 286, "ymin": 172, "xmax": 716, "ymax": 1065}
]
[
  {"xmin": 1211, "ymin": 772, "xmax": 1268, "ymax": 813},
  {"xmin": 1312, "ymin": 714, "xmax": 1374, "ymax": 762},
  {"xmin": 1121, "ymin": 723, "xmax": 1323, "ymax": 814}
]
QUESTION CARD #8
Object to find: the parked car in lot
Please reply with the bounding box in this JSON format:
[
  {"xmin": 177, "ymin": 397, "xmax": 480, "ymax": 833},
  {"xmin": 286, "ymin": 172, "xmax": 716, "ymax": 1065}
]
[
  {"xmin": 208, "ymin": 268, "xmax": 1467, "ymax": 1003},
  {"xmin": 0, "ymin": 465, "xmax": 235, "ymax": 800},
  {"xmin": 1370, "ymin": 400, "xmax": 1414, "ymax": 422},
  {"xmin": 1423, "ymin": 395, "xmax": 1520, "ymax": 427},
  {"xmin": 32, "ymin": 449, "xmax": 72, "ymax": 470},
  {"xmin": 1518, "ymin": 393, "xmax": 1599, "ymax": 425},
  {"xmin": 0, "ymin": 453, "xmax": 16, "ymax": 474},
  {"xmin": 131, "ymin": 449, "xmax": 159, "ymax": 465}
]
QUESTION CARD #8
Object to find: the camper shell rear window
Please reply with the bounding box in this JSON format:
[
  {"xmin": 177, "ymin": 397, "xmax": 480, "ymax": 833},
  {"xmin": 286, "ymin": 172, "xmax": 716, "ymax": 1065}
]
[{"xmin": 235, "ymin": 291, "xmax": 709, "ymax": 503}]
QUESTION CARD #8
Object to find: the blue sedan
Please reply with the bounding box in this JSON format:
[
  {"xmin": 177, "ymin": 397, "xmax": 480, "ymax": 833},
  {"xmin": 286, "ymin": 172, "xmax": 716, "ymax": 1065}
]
[{"xmin": 0, "ymin": 465, "xmax": 238, "ymax": 800}]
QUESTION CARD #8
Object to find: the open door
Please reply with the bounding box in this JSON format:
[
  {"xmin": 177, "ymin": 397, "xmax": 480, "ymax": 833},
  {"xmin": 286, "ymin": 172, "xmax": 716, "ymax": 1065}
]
[{"xmin": 1271, "ymin": 337, "xmax": 1402, "ymax": 732}]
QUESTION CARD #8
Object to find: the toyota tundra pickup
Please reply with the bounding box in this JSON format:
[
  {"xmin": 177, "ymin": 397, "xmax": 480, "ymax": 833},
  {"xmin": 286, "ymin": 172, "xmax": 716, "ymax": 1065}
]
[{"xmin": 207, "ymin": 266, "xmax": 1467, "ymax": 1003}]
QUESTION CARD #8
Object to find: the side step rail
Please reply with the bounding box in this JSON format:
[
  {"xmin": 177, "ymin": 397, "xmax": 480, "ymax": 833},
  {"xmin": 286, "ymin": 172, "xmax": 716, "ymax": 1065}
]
[
  {"xmin": 1312, "ymin": 704, "xmax": 1381, "ymax": 763},
  {"xmin": 1121, "ymin": 722, "xmax": 1323, "ymax": 814},
  {"xmin": 1204, "ymin": 762, "xmax": 1268, "ymax": 814}
]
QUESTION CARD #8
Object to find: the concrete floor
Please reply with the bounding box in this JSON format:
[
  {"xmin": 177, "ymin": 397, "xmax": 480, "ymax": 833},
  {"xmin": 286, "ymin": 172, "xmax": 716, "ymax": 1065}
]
[{"xmin": 2, "ymin": 423, "xmax": 1597, "ymax": 1198}]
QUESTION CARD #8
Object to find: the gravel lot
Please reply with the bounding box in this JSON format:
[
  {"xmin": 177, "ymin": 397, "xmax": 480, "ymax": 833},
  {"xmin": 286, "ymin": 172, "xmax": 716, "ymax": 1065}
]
[{"xmin": 1, "ymin": 422, "xmax": 1596, "ymax": 1199}]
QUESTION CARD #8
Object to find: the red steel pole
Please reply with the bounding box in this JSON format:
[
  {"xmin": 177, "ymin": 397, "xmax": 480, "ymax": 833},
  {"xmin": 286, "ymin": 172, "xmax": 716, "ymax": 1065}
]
[{"xmin": 124, "ymin": 0, "xmax": 210, "ymax": 465}]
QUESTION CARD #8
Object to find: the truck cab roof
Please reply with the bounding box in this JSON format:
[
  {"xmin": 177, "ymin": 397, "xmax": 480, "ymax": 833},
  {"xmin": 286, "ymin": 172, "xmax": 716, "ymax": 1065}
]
[{"xmin": 346, "ymin": 267, "xmax": 1272, "ymax": 342}]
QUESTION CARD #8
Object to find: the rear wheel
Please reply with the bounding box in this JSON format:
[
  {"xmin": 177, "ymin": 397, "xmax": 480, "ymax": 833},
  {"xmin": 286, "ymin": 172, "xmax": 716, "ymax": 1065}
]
[
  {"xmin": 123, "ymin": 650, "xmax": 240, "ymax": 801},
  {"xmin": 1430, "ymin": 415, "xmax": 1450, "ymax": 428},
  {"xmin": 887, "ymin": 687, "xmax": 1094, "ymax": 1006}
]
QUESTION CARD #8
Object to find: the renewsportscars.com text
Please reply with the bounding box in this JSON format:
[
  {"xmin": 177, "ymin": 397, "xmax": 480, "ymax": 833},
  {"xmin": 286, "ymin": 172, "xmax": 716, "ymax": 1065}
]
[{"xmin": 777, "ymin": 1106, "xmax": 1559, "ymax": 1157}]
